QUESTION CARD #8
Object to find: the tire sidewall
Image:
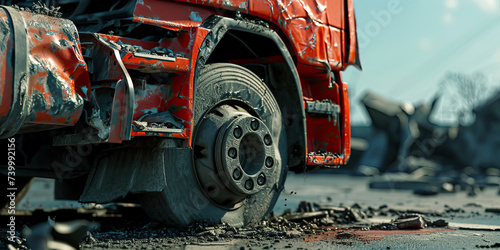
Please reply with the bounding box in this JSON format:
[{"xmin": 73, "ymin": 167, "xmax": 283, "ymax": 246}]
[{"xmin": 174, "ymin": 63, "xmax": 287, "ymax": 226}]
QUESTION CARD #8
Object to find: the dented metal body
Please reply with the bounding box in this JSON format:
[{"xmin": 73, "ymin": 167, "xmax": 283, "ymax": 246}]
[
  {"xmin": 0, "ymin": 0, "xmax": 358, "ymax": 179},
  {"xmin": 139, "ymin": 0, "xmax": 360, "ymax": 71},
  {"xmin": 0, "ymin": 6, "xmax": 89, "ymax": 137}
]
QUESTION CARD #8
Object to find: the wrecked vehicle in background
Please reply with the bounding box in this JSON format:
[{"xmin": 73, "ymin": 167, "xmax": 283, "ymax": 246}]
[
  {"xmin": 348, "ymin": 91, "xmax": 500, "ymax": 194},
  {"xmin": 0, "ymin": 0, "xmax": 360, "ymax": 226}
]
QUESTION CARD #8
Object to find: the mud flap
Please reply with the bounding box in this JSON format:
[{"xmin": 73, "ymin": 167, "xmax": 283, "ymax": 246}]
[{"xmin": 79, "ymin": 144, "xmax": 184, "ymax": 203}]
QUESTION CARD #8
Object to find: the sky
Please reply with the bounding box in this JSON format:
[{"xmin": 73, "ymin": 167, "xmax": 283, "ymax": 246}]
[{"xmin": 342, "ymin": 0, "xmax": 500, "ymax": 125}]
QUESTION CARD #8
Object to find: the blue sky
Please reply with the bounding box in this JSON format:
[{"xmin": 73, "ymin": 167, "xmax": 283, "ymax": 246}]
[{"xmin": 343, "ymin": 0, "xmax": 500, "ymax": 125}]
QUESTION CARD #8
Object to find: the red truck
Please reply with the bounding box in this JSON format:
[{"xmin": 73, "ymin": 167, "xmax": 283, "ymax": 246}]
[{"xmin": 0, "ymin": 0, "xmax": 359, "ymax": 226}]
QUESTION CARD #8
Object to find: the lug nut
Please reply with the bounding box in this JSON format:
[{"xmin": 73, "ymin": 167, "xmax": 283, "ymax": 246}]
[
  {"xmin": 250, "ymin": 119, "xmax": 259, "ymax": 130},
  {"xmin": 228, "ymin": 147, "xmax": 237, "ymax": 159},
  {"xmin": 244, "ymin": 179, "xmax": 254, "ymax": 190},
  {"xmin": 264, "ymin": 134, "xmax": 272, "ymax": 145},
  {"xmin": 233, "ymin": 126, "xmax": 243, "ymax": 138},
  {"xmin": 233, "ymin": 168, "xmax": 242, "ymax": 180},
  {"xmin": 265, "ymin": 157, "xmax": 274, "ymax": 167},
  {"xmin": 257, "ymin": 174, "xmax": 266, "ymax": 185}
]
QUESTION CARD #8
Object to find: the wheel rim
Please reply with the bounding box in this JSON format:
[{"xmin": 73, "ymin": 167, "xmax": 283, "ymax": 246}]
[{"xmin": 194, "ymin": 103, "xmax": 279, "ymax": 207}]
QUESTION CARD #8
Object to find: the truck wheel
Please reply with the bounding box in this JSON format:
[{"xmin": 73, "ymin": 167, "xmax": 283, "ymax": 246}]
[{"xmin": 140, "ymin": 63, "xmax": 287, "ymax": 227}]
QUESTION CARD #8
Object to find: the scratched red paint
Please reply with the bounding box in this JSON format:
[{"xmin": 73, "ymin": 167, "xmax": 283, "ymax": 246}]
[
  {"xmin": 91, "ymin": 30, "xmax": 200, "ymax": 141},
  {"xmin": 0, "ymin": 0, "xmax": 357, "ymax": 166},
  {"xmin": 24, "ymin": 11, "xmax": 89, "ymax": 125},
  {"xmin": 135, "ymin": 0, "xmax": 358, "ymax": 71},
  {"xmin": 134, "ymin": 0, "xmax": 357, "ymax": 164},
  {"xmin": 161, "ymin": 0, "xmax": 356, "ymax": 71},
  {"xmin": 0, "ymin": 8, "xmax": 89, "ymax": 128},
  {"xmin": 121, "ymin": 52, "xmax": 190, "ymax": 73}
]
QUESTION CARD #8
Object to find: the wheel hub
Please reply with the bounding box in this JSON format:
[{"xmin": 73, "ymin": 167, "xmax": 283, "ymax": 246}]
[
  {"xmin": 215, "ymin": 116, "xmax": 275, "ymax": 195},
  {"xmin": 194, "ymin": 104, "xmax": 278, "ymax": 206}
]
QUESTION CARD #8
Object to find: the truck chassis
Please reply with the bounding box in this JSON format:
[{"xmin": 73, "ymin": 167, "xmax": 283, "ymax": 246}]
[{"xmin": 0, "ymin": 0, "xmax": 359, "ymax": 226}]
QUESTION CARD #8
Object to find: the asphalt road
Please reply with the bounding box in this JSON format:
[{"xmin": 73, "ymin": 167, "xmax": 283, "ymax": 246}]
[
  {"xmin": 3, "ymin": 173, "xmax": 500, "ymax": 249},
  {"xmin": 275, "ymin": 173, "xmax": 500, "ymax": 249}
]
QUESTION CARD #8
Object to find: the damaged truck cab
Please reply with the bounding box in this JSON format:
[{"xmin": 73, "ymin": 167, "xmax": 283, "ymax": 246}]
[{"xmin": 0, "ymin": 0, "xmax": 359, "ymax": 226}]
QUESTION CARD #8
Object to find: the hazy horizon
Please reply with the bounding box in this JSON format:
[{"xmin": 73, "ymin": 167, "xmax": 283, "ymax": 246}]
[{"xmin": 343, "ymin": 0, "xmax": 500, "ymax": 126}]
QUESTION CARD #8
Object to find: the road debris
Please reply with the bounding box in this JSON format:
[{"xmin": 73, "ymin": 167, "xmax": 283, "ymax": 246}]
[
  {"xmin": 393, "ymin": 215, "xmax": 426, "ymax": 229},
  {"xmin": 485, "ymin": 208, "xmax": 500, "ymax": 214},
  {"xmin": 0, "ymin": 200, "xmax": 459, "ymax": 249}
]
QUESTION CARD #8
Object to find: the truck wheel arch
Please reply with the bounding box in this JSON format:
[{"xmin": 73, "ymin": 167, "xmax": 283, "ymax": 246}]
[{"xmin": 195, "ymin": 15, "xmax": 306, "ymax": 170}]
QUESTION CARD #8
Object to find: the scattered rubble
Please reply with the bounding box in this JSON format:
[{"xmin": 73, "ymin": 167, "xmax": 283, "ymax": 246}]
[
  {"xmin": 73, "ymin": 201, "xmax": 453, "ymax": 248},
  {"xmin": 1, "ymin": 200, "xmax": 459, "ymax": 249},
  {"xmin": 370, "ymin": 214, "xmax": 448, "ymax": 231},
  {"xmin": 5, "ymin": 194, "xmax": 500, "ymax": 249}
]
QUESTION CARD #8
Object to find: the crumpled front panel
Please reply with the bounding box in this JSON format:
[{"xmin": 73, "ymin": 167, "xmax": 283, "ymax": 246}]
[
  {"xmin": 25, "ymin": 11, "xmax": 90, "ymax": 125},
  {"xmin": 254, "ymin": 0, "xmax": 344, "ymax": 70},
  {"xmin": 165, "ymin": 0, "xmax": 347, "ymax": 71},
  {"xmin": 0, "ymin": 7, "xmax": 90, "ymax": 134}
]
